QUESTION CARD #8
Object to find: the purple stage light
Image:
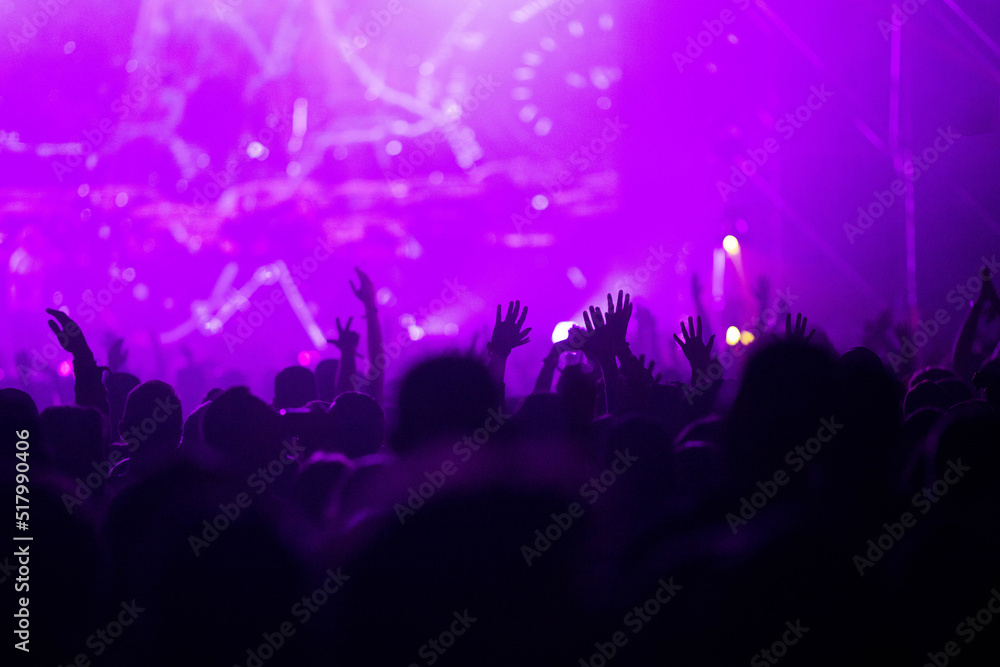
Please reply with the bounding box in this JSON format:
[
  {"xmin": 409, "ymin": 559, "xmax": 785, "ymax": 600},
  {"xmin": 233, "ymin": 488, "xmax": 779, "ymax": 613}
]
[{"xmin": 0, "ymin": 0, "xmax": 997, "ymax": 405}]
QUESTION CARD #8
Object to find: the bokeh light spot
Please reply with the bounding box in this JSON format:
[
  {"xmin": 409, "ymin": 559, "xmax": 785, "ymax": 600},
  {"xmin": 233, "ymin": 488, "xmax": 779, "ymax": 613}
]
[
  {"xmin": 552, "ymin": 321, "xmax": 575, "ymax": 344},
  {"xmin": 726, "ymin": 326, "xmax": 741, "ymax": 346},
  {"xmin": 534, "ymin": 117, "xmax": 553, "ymax": 136}
]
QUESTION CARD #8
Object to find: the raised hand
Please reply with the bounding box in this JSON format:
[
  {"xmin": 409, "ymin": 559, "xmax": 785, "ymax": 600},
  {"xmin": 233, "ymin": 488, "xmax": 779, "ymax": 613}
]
[
  {"xmin": 46, "ymin": 308, "xmax": 92, "ymax": 358},
  {"xmin": 328, "ymin": 316, "xmax": 360, "ymax": 353},
  {"xmin": 46, "ymin": 307, "xmax": 108, "ymax": 415},
  {"xmin": 673, "ymin": 315, "xmax": 715, "ymax": 376},
  {"xmin": 488, "ymin": 300, "xmax": 531, "ymax": 358},
  {"xmin": 785, "ymin": 312, "xmax": 816, "ymax": 343},
  {"xmin": 603, "ymin": 290, "xmax": 633, "ymax": 354},
  {"xmin": 638, "ymin": 353, "xmax": 663, "ymax": 384},
  {"xmin": 349, "ymin": 267, "xmax": 376, "ymax": 309},
  {"xmin": 582, "ymin": 303, "xmax": 614, "ymax": 362}
]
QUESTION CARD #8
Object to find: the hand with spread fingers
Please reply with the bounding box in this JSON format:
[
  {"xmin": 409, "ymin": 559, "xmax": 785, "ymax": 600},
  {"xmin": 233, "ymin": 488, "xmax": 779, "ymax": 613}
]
[
  {"xmin": 786, "ymin": 312, "xmax": 816, "ymax": 343},
  {"xmin": 603, "ymin": 290, "xmax": 633, "ymax": 356},
  {"xmin": 488, "ymin": 300, "xmax": 531, "ymax": 358},
  {"xmin": 673, "ymin": 315, "xmax": 715, "ymax": 380}
]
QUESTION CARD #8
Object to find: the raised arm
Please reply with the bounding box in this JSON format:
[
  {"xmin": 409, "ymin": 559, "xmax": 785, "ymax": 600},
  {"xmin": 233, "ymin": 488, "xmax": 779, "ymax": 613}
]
[
  {"xmin": 487, "ymin": 300, "xmax": 531, "ymax": 407},
  {"xmin": 954, "ymin": 276, "xmax": 1000, "ymax": 384},
  {"xmin": 533, "ymin": 339, "xmax": 570, "ymax": 395},
  {"xmin": 580, "ymin": 291, "xmax": 633, "ymax": 415},
  {"xmin": 672, "ymin": 315, "xmax": 722, "ymax": 416},
  {"xmin": 673, "ymin": 315, "xmax": 716, "ymax": 385},
  {"xmin": 46, "ymin": 308, "xmax": 109, "ymax": 417},
  {"xmin": 350, "ymin": 267, "xmax": 384, "ymax": 405},
  {"xmin": 329, "ymin": 317, "xmax": 361, "ymax": 397}
]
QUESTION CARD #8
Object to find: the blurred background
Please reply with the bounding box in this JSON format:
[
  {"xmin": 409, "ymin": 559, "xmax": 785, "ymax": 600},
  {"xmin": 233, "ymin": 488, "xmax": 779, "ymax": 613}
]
[{"xmin": 1, "ymin": 0, "xmax": 999, "ymax": 407}]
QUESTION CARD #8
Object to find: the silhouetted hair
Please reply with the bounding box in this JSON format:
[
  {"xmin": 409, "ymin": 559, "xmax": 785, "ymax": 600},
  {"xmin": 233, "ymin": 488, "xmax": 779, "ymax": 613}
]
[{"xmin": 274, "ymin": 365, "xmax": 318, "ymax": 410}]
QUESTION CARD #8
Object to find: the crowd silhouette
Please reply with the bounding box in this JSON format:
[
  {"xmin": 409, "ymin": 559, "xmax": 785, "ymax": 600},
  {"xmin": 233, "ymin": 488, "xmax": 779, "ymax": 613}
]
[{"xmin": 3, "ymin": 266, "xmax": 1000, "ymax": 666}]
